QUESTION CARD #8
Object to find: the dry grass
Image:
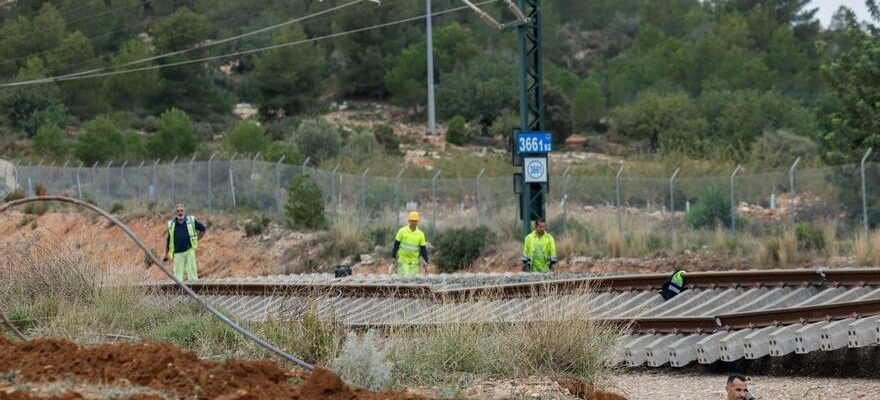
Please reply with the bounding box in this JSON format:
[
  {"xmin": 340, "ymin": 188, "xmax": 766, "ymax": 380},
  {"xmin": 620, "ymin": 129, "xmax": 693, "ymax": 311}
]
[{"xmin": 855, "ymin": 232, "xmax": 872, "ymax": 266}]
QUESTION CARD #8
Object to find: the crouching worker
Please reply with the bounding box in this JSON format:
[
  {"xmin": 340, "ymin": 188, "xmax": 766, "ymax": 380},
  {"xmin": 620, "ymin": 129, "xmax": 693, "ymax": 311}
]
[{"xmin": 660, "ymin": 269, "xmax": 687, "ymax": 300}]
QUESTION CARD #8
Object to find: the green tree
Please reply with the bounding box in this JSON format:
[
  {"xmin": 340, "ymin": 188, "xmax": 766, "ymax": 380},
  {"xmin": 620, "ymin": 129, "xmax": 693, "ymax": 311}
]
[
  {"xmin": 0, "ymin": 16, "xmax": 33, "ymax": 77},
  {"xmin": 146, "ymin": 109, "xmax": 199, "ymax": 159},
  {"xmin": 611, "ymin": 91, "xmax": 706, "ymax": 153},
  {"xmin": 821, "ymin": 6, "xmax": 880, "ymax": 163},
  {"xmin": 343, "ymin": 128, "xmax": 381, "ymax": 163},
  {"xmin": 154, "ymin": 7, "xmax": 231, "ymax": 117},
  {"xmin": 573, "ymin": 77, "xmax": 607, "ymax": 131},
  {"xmin": 385, "ymin": 22, "xmax": 480, "ymax": 107},
  {"xmin": 373, "ymin": 124, "xmax": 400, "ymax": 154},
  {"xmin": 285, "ymin": 174, "xmax": 325, "ymax": 230},
  {"xmin": 544, "ymin": 84, "xmax": 573, "ymax": 144},
  {"xmin": 103, "ymin": 39, "xmax": 163, "ymax": 114},
  {"xmin": 0, "ymin": 57, "xmax": 63, "ymax": 135},
  {"xmin": 47, "ymin": 31, "xmax": 107, "ymax": 118},
  {"xmin": 292, "ymin": 118, "xmax": 342, "ymax": 163},
  {"xmin": 700, "ymin": 89, "xmax": 817, "ymax": 156},
  {"xmin": 74, "ymin": 116, "xmax": 126, "ymax": 164},
  {"xmin": 252, "ymin": 26, "xmax": 326, "ymax": 117},
  {"xmin": 31, "ymin": 3, "xmax": 65, "ymax": 54},
  {"xmin": 224, "ymin": 120, "xmax": 271, "ymax": 155},
  {"xmin": 437, "ymin": 53, "xmax": 516, "ymax": 126},
  {"xmin": 445, "ymin": 115, "xmax": 468, "ymax": 146},
  {"xmin": 32, "ymin": 123, "xmax": 67, "ymax": 159}
]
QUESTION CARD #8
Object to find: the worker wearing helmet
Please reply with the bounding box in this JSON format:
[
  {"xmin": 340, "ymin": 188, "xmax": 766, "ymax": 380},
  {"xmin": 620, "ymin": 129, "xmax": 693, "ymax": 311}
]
[
  {"xmin": 391, "ymin": 211, "xmax": 429, "ymax": 275},
  {"xmin": 521, "ymin": 219, "xmax": 557, "ymax": 272}
]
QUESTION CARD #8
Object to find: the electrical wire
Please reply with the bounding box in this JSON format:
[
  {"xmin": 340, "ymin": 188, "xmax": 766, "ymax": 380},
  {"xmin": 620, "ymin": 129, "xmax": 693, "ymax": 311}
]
[{"xmin": 1, "ymin": 0, "xmax": 500, "ymax": 88}]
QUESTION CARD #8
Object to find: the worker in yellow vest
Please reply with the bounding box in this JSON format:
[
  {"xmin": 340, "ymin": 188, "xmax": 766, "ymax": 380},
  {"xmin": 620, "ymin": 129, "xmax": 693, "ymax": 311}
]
[
  {"xmin": 391, "ymin": 211, "xmax": 429, "ymax": 275},
  {"xmin": 521, "ymin": 219, "xmax": 557, "ymax": 272},
  {"xmin": 162, "ymin": 203, "xmax": 206, "ymax": 281}
]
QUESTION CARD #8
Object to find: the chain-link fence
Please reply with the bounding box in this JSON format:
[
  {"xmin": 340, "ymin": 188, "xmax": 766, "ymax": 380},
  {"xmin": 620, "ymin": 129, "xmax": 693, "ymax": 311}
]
[{"xmin": 7, "ymin": 155, "xmax": 880, "ymax": 242}]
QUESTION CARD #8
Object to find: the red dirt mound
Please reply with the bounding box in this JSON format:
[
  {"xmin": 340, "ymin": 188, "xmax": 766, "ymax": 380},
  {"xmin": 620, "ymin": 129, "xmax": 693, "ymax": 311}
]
[{"xmin": 0, "ymin": 337, "xmax": 431, "ymax": 400}]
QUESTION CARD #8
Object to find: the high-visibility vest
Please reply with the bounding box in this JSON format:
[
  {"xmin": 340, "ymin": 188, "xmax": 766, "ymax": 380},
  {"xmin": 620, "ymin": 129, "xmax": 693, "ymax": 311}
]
[
  {"xmin": 521, "ymin": 231, "xmax": 557, "ymax": 272},
  {"xmin": 395, "ymin": 226, "xmax": 426, "ymax": 263},
  {"xmin": 661, "ymin": 270, "xmax": 687, "ymax": 300},
  {"xmin": 168, "ymin": 215, "xmax": 198, "ymax": 254}
]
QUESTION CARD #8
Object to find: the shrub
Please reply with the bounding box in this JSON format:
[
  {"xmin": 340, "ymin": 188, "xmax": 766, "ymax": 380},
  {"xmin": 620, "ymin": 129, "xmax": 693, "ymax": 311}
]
[
  {"xmin": 33, "ymin": 124, "xmax": 68, "ymax": 159},
  {"xmin": 109, "ymin": 202, "xmax": 124, "ymax": 214},
  {"xmin": 34, "ymin": 184, "xmax": 46, "ymax": 196},
  {"xmin": 343, "ymin": 129, "xmax": 381, "ymax": 163},
  {"xmin": 373, "ymin": 124, "xmax": 400, "ymax": 154},
  {"xmin": 330, "ymin": 331, "xmax": 393, "ymax": 390},
  {"xmin": 445, "ymin": 115, "xmax": 468, "ymax": 145},
  {"xmin": 794, "ymin": 222, "xmax": 825, "ymax": 252},
  {"xmin": 146, "ymin": 108, "xmax": 199, "ymax": 159},
  {"xmin": 686, "ymin": 184, "xmax": 732, "ymax": 229},
  {"xmin": 4, "ymin": 189, "xmax": 25, "ymax": 202},
  {"xmin": 224, "ymin": 120, "xmax": 271, "ymax": 155},
  {"xmin": 285, "ymin": 174, "xmax": 325, "ymax": 230},
  {"xmin": 434, "ymin": 226, "xmax": 495, "ymax": 272},
  {"xmin": 243, "ymin": 216, "xmax": 270, "ymax": 237},
  {"xmin": 23, "ymin": 202, "xmax": 49, "ymax": 215},
  {"xmin": 293, "ymin": 118, "xmax": 342, "ymax": 163}
]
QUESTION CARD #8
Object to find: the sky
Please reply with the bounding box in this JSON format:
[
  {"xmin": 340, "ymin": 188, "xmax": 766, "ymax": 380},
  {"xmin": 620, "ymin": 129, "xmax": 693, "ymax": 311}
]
[{"xmin": 814, "ymin": 0, "xmax": 871, "ymax": 26}]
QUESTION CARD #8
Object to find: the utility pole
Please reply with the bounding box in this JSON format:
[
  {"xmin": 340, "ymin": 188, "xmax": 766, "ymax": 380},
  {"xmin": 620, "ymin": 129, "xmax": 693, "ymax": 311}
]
[
  {"xmin": 426, "ymin": 0, "xmax": 437, "ymax": 135},
  {"xmin": 462, "ymin": 0, "xmax": 544, "ymax": 237}
]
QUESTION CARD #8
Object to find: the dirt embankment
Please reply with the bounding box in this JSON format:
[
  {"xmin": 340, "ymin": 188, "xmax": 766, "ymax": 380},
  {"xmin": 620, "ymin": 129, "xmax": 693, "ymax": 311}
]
[
  {"xmin": 0, "ymin": 210, "xmax": 318, "ymax": 280},
  {"xmin": 1, "ymin": 209, "xmax": 829, "ymax": 280},
  {"xmin": 0, "ymin": 337, "xmax": 429, "ymax": 400}
]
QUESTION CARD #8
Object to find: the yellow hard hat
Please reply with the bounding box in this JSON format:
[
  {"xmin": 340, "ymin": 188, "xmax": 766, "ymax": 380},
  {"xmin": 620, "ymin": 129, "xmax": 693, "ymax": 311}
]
[{"xmin": 408, "ymin": 211, "xmax": 420, "ymax": 221}]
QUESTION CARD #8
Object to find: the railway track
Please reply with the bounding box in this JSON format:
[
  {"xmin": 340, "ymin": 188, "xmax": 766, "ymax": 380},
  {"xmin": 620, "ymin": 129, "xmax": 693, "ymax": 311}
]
[{"xmin": 151, "ymin": 268, "xmax": 880, "ymax": 368}]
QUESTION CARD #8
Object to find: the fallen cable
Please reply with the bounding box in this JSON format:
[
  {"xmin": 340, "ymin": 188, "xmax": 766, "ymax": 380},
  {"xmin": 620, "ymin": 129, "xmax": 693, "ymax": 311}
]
[{"xmin": 0, "ymin": 196, "xmax": 314, "ymax": 370}]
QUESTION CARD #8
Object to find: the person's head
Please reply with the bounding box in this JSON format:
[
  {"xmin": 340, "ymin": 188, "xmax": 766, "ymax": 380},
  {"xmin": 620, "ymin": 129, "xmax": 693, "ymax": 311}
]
[
  {"xmin": 535, "ymin": 219, "xmax": 546, "ymax": 235},
  {"xmin": 725, "ymin": 374, "xmax": 749, "ymax": 400},
  {"xmin": 408, "ymin": 211, "xmax": 420, "ymax": 229},
  {"xmin": 174, "ymin": 204, "xmax": 186, "ymax": 220}
]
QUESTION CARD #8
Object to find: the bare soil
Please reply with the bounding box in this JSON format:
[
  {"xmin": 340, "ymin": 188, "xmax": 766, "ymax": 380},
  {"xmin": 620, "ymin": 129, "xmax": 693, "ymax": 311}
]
[
  {"xmin": 0, "ymin": 337, "xmax": 429, "ymax": 400},
  {"xmin": 0, "ymin": 209, "xmax": 834, "ymax": 281}
]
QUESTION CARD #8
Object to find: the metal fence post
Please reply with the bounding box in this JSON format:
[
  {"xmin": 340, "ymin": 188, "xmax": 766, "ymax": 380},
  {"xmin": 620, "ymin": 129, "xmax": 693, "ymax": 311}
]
[
  {"xmin": 301, "ymin": 157, "xmax": 311, "ymax": 175},
  {"xmin": 229, "ymin": 153, "xmax": 237, "ymax": 209},
  {"xmin": 120, "ymin": 161, "xmax": 128, "ymax": 201},
  {"xmin": 275, "ymin": 155, "xmax": 285, "ymax": 212},
  {"xmin": 105, "ymin": 161, "xmax": 113, "ymax": 201},
  {"xmin": 395, "ymin": 166, "xmax": 407, "ymax": 227},
  {"xmin": 560, "ymin": 166, "xmax": 571, "ymax": 234},
  {"xmin": 12, "ymin": 160, "xmax": 20, "ymax": 191},
  {"xmin": 331, "ymin": 163, "xmax": 340, "ymax": 219},
  {"xmin": 76, "ymin": 163, "xmax": 83, "ymax": 198},
  {"xmin": 61, "ymin": 160, "xmax": 69, "ymax": 191},
  {"xmin": 788, "ymin": 157, "xmax": 801, "ymax": 224},
  {"xmin": 670, "ymin": 167, "xmax": 680, "ymax": 231},
  {"xmin": 137, "ymin": 161, "xmax": 144, "ymax": 200},
  {"xmin": 27, "ymin": 177, "xmax": 33, "ymax": 197},
  {"xmin": 615, "ymin": 165, "xmax": 624, "ymax": 238},
  {"xmin": 431, "ymin": 170, "xmax": 442, "ymax": 236},
  {"xmin": 476, "ymin": 168, "xmax": 485, "ymax": 226},
  {"xmin": 90, "ymin": 162, "xmax": 98, "ymax": 198},
  {"xmin": 170, "ymin": 156, "xmax": 178, "ymax": 202},
  {"xmin": 861, "ymin": 148, "xmax": 874, "ymax": 235},
  {"xmin": 251, "ymin": 152, "xmax": 261, "ymax": 207},
  {"xmin": 208, "ymin": 153, "xmax": 216, "ymax": 209},
  {"xmin": 188, "ymin": 155, "xmax": 196, "ymax": 203},
  {"xmin": 360, "ymin": 167, "xmax": 370, "ymax": 223},
  {"xmin": 152, "ymin": 159, "xmax": 160, "ymax": 202},
  {"xmin": 731, "ymin": 164, "xmax": 743, "ymax": 233}
]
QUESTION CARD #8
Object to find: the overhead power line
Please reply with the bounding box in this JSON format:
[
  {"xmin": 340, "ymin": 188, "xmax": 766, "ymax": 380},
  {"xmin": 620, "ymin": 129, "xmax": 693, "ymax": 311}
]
[{"xmin": 1, "ymin": 0, "xmax": 498, "ymax": 88}]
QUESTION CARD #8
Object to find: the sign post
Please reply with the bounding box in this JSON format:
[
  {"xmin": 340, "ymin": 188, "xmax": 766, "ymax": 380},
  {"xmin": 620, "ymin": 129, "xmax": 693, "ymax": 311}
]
[{"xmin": 515, "ymin": 131, "xmax": 551, "ymax": 237}]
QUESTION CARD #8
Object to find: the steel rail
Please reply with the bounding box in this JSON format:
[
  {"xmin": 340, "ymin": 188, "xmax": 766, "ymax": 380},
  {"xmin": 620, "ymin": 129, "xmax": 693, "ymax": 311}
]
[
  {"xmin": 150, "ymin": 268, "xmax": 880, "ymax": 299},
  {"xmin": 348, "ymin": 299, "xmax": 880, "ymax": 334},
  {"xmin": 0, "ymin": 196, "xmax": 314, "ymax": 370}
]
